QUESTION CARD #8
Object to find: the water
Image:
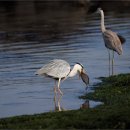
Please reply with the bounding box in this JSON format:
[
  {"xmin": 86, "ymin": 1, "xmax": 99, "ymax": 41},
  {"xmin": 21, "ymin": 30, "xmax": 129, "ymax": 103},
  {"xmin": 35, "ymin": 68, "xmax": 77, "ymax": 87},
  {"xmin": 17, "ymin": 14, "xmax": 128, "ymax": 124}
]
[{"xmin": 0, "ymin": 3, "xmax": 130, "ymax": 118}]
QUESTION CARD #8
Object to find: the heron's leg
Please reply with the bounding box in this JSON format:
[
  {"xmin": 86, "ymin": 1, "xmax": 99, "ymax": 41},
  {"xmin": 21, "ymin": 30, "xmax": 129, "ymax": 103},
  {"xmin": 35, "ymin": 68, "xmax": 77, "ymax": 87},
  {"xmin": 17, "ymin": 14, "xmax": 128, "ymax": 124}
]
[
  {"xmin": 57, "ymin": 94, "xmax": 62, "ymax": 111},
  {"xmin": 53, "ymin": 93, "xmax": 62, "ymax": 111},
  {"xmin": 54, "ymin": 80, "xmax": 57, "ymax": 94},
  {"xmin": 54, "ymin": 92, "xmax": 57, "ymax": 110},
  {"xmin": 57, "ymin": 78, "xmax": 63, "ymax": 95},
  {"xmin": 107, "ymin": 49, "xmax": 111, "ymax": 76},
  {"xmin": 112, "ymin": 51, "xmax": 114, "ymax": 75}
]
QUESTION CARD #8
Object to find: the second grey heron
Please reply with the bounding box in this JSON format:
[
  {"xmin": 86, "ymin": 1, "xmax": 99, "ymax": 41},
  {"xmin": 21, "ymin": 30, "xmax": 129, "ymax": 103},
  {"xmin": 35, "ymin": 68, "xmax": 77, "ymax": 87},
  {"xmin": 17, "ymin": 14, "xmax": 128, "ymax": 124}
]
[
  {"xmin": 97, "ymin": 8, "xmax": 125, "ymax": 75},
  {"xmin": 36, "ymin": 59, "xmax": 89, "ymax": 95}
]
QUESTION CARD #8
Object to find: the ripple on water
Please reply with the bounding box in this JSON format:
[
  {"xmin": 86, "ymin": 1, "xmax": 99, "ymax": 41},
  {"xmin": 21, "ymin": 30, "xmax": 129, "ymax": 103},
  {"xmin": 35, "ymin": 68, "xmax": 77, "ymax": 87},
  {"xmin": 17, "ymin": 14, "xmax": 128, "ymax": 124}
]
[{"xmin": 0, "ymin": 7, "xmax": 130, "ymax": 118}]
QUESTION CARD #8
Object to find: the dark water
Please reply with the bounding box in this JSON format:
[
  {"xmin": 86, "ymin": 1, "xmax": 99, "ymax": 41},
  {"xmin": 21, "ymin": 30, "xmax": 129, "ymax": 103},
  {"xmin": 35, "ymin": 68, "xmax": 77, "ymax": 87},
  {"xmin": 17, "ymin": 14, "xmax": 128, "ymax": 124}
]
[{"xmin": 0, "ymin": 3, "xmax": 130, "ymax": 118}]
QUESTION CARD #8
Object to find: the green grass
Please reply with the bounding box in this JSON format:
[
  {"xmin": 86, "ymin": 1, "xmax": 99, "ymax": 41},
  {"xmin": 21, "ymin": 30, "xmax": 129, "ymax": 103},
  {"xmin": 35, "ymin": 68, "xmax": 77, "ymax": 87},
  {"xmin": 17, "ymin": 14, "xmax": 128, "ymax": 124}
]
[
  {"xmin": 0, "ymin": 73, "xmax": 130, "ymax": 129},
  {"xmin": 81, "ymin": 73, "xmax": 130, "ymax": 106}
]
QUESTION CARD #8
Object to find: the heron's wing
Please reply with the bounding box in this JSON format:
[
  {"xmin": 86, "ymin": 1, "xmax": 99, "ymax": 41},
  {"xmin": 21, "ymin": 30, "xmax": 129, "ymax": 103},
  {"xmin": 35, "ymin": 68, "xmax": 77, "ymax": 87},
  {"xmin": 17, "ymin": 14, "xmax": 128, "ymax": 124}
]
[
  {"xmin": 106, "ymin": 28, "xmax": 126, "ymax": 44},
  {"xmin": 117, "ymin": 34, "xmax": 126, "ymax": 44},
  {"xmin": 103, "ymin": 30, "xmax": 123, "ymax": 55},
  {"xmin": 36, "ymin": 59, "xmax": 71, "ymax": 79}
]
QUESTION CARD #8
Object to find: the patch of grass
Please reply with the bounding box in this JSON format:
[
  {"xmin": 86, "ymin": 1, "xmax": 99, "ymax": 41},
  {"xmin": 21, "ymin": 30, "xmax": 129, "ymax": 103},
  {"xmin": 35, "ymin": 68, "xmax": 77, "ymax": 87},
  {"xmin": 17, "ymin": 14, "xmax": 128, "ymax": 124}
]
[
  {"xmin": 81, "ymin": 73, "xmax": 130, "ymax": 106},
  {"xmin": 0, "ymin": 73, "xmax": 130, "ymax": 129}
]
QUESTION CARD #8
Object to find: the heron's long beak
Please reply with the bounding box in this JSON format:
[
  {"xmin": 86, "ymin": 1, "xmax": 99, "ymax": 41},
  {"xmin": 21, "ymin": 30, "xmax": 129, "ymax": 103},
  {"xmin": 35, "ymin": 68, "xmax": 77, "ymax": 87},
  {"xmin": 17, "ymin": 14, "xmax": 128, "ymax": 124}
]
[{"xmin": 80, "ymin": 68, "xmax": 89, "ymax": 86}]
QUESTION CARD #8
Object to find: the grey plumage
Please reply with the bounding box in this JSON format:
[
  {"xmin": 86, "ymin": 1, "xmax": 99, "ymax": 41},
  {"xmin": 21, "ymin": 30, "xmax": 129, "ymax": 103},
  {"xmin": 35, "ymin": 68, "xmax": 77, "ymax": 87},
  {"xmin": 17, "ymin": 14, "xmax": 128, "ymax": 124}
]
[
  {"xmin": 97, "ymin": 8, "xmax": 125, "ymax": 75},
  {"xmin": 103, "ymin": 30, "xmax": 123, "ymax": 55}
]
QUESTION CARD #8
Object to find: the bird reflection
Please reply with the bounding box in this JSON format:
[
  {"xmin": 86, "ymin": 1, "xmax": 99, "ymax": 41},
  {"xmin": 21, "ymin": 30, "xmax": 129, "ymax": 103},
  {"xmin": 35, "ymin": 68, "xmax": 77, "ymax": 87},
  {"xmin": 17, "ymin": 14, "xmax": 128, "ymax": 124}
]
[
  {"xmin": 80, "ymin": 100, "xmax": 90, "ymax": 109},
  {"xmin": 53, "ymin": 90, "xmax": 90, "ymax": 111},
  {"xmin": 53, "ymin": 93, "xmax": 64, "ymax": 111}
]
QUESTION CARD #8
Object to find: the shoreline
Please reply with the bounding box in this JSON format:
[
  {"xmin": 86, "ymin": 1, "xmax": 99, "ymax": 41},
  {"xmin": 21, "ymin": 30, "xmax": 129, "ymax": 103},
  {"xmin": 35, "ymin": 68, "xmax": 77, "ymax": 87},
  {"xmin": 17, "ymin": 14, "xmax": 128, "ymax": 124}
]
[{"xmin": 0, "ymin": 73, "xmax": 130, "ymax": 129}]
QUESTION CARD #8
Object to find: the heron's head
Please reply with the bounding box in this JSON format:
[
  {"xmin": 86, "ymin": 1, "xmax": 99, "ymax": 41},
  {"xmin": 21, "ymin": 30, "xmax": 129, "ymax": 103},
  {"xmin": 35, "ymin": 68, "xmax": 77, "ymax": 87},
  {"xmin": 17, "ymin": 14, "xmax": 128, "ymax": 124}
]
[
  {"xmin": 96, "ymin": 8, "xmax": 102, "ymax": 14},
  {"xmin": 75, "ymin": 63, "xmax": 89, "ymax": 86}
]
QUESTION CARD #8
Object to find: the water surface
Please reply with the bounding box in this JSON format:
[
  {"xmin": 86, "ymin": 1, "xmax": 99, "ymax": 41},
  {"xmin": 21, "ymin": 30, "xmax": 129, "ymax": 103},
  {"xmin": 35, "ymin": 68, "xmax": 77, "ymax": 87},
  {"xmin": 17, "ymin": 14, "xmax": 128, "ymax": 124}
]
[{"xmin": 0, "ymin": 3, "xmax": 130, "ymax": 118}]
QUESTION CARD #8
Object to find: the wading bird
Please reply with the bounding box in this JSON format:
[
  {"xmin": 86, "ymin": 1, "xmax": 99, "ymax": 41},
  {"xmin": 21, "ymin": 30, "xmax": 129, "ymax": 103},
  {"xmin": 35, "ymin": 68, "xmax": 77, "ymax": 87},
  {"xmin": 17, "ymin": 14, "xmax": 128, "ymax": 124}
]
[
  {"xmin": 36, "ymin": 59, "xmax": 89, "ymax": 95},
  {"xmin": 97, "ymin": 8, "xmax": 125, "ymax": 75}
]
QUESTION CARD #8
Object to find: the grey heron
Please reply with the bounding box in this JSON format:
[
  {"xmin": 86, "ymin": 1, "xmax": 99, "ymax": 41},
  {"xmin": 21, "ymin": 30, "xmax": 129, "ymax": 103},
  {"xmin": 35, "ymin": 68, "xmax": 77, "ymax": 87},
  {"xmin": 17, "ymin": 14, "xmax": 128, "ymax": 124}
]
[
  {"xmin": 97, "ymin": 8, "xmax": 125, "ymax": 75},
  {"xmin": 36, "ymin": 59, "xmax": 89, "ymax": 95}
]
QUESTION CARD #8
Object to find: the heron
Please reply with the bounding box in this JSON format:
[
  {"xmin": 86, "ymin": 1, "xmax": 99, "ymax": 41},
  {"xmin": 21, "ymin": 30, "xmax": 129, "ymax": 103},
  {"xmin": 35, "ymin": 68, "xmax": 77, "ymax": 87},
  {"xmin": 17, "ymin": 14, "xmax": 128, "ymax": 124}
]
[
  {"xmin": 36, "ymin": 59, "xmax": 89, "ymax": 95},
  {"xmin": 97, "ymin": 8, "xmax": 125, "ymax": 75}
]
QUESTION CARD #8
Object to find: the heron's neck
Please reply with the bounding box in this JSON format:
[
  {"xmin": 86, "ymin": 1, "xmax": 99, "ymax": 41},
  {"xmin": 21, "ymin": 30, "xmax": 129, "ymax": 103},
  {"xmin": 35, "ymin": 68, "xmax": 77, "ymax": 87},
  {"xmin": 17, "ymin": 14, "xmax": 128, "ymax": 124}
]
[
  {"xmin": 68, "ymin": 68, "xmax": 78, "ymax": 77},
  {"xmin": 68, "ymin": 65, "xmax": 81, "ymax": 77},
  {"xmin": 100, "ymin": 10, "xmax": 106, "ymax": 32}
]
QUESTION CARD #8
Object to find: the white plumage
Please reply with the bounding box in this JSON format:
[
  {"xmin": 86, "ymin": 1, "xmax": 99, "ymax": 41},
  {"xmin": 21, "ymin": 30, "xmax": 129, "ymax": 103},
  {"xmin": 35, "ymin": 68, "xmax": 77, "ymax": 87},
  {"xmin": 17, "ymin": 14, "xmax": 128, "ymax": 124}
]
[
  {"xmin": 36, "ymin": 59, "xmax": 89, "ymax": 95},
  {"xmin": 36, "ymin": 59, "xmax": 70, "ymax": 79}
]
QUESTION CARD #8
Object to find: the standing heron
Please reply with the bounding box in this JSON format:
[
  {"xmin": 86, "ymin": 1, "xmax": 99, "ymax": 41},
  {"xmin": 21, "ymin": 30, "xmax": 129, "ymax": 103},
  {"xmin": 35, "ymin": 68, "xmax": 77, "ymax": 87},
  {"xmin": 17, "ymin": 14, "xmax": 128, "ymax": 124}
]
[
  {"xmin": 36, "ymin": 59, "xmax": 89, "ymax": 95},
  {"xmin": 97, "ymin": 8, "xmax": 125, "ymax": 75}
]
